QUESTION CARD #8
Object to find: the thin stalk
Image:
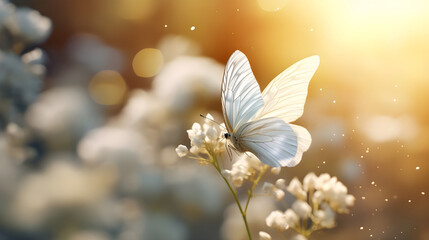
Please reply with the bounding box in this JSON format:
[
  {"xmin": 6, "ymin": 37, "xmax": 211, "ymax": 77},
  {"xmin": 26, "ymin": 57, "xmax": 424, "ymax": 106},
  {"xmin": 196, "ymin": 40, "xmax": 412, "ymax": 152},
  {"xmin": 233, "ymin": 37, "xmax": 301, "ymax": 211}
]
[
  {"xmin": 211, "ymin": 154, "xmax": 252, "ymax": 240},
  {"xmin": 244, "ymin": 165, "xmax": 269, "ymax": 213}
]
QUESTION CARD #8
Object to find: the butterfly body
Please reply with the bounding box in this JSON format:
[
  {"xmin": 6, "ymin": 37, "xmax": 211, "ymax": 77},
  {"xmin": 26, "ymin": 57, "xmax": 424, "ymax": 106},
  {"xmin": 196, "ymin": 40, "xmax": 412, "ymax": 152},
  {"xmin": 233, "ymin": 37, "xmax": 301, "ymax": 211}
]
[{"xmin": 221, "ymin": 50, "xmax": 319, "ymax": 167}]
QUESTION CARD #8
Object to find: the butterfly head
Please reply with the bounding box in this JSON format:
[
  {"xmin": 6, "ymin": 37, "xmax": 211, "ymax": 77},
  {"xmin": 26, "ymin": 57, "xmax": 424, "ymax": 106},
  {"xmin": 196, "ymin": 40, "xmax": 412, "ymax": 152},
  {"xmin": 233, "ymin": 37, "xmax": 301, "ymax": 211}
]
[{"xmin": 224, "ymin": 132, "xmax": 231, "ymax": 139}]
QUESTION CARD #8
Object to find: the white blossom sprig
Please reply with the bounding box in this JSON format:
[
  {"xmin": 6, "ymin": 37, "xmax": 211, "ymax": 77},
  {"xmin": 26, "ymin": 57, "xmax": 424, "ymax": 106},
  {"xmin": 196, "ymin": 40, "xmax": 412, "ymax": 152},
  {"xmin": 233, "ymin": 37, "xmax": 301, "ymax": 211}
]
[
  {"xmin": 262, "ymin": 172, "xmax": 355, "ymax": 239},
  {"xmin": 177, "ymin": 114, "xmax": 282, "ymax": 240}
]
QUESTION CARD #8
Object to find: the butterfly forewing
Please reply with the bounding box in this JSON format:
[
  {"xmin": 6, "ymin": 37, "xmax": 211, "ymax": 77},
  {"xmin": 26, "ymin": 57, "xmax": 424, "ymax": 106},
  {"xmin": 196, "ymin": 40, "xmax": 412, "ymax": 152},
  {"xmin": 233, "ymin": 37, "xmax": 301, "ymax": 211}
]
[
  {"xmin": 222, "ymin": 50, "xmax": 264, "ymax": 133},
  {"xmin": 236, "ymin": 118, "xmax": 298, "ymax": 167},
  {"xmin": 255, "ymin": 55, "xmax": 320, "ymax": 123}
]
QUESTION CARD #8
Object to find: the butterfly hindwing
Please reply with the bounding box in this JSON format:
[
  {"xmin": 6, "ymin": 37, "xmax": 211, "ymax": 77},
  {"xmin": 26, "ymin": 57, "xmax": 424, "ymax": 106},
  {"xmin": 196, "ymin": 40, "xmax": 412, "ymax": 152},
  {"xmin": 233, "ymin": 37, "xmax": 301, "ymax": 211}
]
[
  {"xmin": 236, "ymin": 118, "xmax": 298, "ymax": 167},
  {"xmin": 222, "ymin": 50, "xmax": 264, "ymax": 133}
]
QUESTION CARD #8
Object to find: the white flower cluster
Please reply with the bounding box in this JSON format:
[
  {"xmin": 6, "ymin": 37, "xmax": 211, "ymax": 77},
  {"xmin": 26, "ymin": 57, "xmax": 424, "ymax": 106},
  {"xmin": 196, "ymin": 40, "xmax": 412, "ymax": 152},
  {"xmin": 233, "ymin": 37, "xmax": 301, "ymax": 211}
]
[
  {"xmin": 176, "ymin": 114, "xmax": 226, "ymax": 163},
  {"xmin": 0, "ymin": 0, "xmax": 51, "ymax": 124},
  {"xmin": 263, "ymin": 172, "xmax": 355, "ymax": 238},
  {"xmin": 0, "ymin": 0, "xmax": 52, "ymax": 46},
  {"xmin": 224, "ymin": 153, "xmax": 264, "ymax": 187}
]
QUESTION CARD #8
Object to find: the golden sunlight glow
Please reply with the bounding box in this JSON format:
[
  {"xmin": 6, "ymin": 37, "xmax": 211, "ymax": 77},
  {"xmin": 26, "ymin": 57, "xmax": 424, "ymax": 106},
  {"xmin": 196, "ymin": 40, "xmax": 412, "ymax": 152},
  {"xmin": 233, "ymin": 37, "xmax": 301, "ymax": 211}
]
[
  {"xmin": 89, "ymin": 70, "xmax": 127, "ymax": 105},
  {"xmin": 132, "ymin": 48, "xmax": 164, "ymax": 78},
  {"xmin": 257, "ymin": 0, "xmax": 288, "ymax": 12},
  {"xmin": 115, "ymin": 0, "xmax": 157, "ymax": 21}
]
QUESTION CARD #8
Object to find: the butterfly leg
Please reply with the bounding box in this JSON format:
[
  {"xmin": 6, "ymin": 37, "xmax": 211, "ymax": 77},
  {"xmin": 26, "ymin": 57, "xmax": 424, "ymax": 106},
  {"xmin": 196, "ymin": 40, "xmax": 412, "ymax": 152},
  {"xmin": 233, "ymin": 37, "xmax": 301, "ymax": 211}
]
[{"xmin": 225, "ymin": 142, "xmax": 233, "ymax": 162}]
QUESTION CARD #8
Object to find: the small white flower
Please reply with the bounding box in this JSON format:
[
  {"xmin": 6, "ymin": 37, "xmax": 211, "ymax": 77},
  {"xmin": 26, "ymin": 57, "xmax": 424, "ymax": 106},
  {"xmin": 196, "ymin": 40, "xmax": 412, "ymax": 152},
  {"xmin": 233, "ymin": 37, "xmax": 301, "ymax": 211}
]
[
  {"xmin": 259, "ymin": 231, "xmax": 272, "ymax": 240},
  {"xmin": 265, "ymin": 210, "xmax": 288, "ymax": 231},
  {"xmin": 316, "ymin": 173, "xmax": 331, "ymax": 189},
  {"xmin": 291, "ymin": 234, "xmax": 308, "ymax": 240},
  {"xmin": 203, "ymin": 113, "xmax": 215, "ymax": 127},
  {"xmin": 175, "ymin": 144, "xmax": 188, "ymax": 157},
  {"xmin": 228, "ymin": 153, "xmax": 263, "ymax": 187},
  {"xmin": 229, "ymin": 156, "xmax": 251, "ymax": 187},
  {"xmin": 314, "ymin": 203, "xmax": 336, "ymax": 228},
  {"xmin": 189, "ymin": 145, "xmax": 200, "ymax": 155},
  {"xmin": 273, "ymin": 189, "xmax": 285, "ymax": 201},
  {"xmin": 303, "ymin": 172, "xmax": 317, "ymax": 191},
  {"xmin": 263, "ymin": 182, "xmax": 284, "ymax": 200},
  {"xmin": 5, "ymin": 8, "xmax": 52, "ymax": 44},
  {"xmin": 187, "ymin": 122, "xmax": 203, "ymax": 139},
  {"xmin": 291, "ymin": 199, "xmax": 312, "ymax": 219},
  {"xmin": 270, "ymin": 167, "xmax": 281, "ymax": 175},
  {"xmin": 275, "ymin": 178, "xmax": 286, "ymax": 189},
  {"xmin": 262, "ymin": 181, "xmax": 273, "ymax": 191},
  {"xmin": 284, "ymin": 209, "xmax": 299, "ymax": 228},
  {"xmin": 205, "ymin": 125, "xmax": 218, "ymax": 142},
  {"xmin": 345, "ymin": 194, "xmax": 356, "ymax": 207},
  {"xmin": 312, "ymin": 190, "xmax": 323, "ymax": 207},
  {"xmin": 287, "ymin": 177, "xmax": 307, "ymax": 200}
]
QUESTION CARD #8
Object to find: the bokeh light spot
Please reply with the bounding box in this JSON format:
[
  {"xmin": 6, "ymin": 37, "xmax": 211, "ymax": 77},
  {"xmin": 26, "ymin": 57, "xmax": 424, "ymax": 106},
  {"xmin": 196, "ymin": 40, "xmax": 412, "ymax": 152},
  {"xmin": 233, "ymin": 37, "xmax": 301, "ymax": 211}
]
[
  {"xmin": 89, "ymin": 70, "xmax": 127, "ymax": 105},
  {"xmin": 132, "ymin": 48, "xmax": 164, "ymax": 78},
  {"xmin": 257, "ymin": 0, "xmax": 288, "ymax": 12}
]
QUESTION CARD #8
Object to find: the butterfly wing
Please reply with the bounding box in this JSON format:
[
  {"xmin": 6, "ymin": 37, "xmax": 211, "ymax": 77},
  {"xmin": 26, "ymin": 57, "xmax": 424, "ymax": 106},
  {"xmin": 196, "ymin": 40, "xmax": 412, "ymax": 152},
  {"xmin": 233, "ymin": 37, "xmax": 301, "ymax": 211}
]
[
  {"xmin": 255, "ymin": 55, "xmax": 320, "ymax": 123},
  {"xmin": 235, "ymin": 118, "xmax": 298, "ymax": 167},
  {"xmin": 251, "ymin": 56, "xmax": 319, "ymax": 165},
  {"xmin": 222, "ymin": 50, "xmax": 264, "ymax": 133}
]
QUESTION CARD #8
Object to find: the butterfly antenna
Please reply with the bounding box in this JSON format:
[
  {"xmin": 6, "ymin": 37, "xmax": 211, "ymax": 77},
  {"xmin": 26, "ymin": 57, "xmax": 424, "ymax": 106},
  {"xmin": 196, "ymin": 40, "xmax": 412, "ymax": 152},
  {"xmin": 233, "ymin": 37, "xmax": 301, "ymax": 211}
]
[{"xmin": 199, "ymin": 114, "xmax": 226, "ymax": 129}]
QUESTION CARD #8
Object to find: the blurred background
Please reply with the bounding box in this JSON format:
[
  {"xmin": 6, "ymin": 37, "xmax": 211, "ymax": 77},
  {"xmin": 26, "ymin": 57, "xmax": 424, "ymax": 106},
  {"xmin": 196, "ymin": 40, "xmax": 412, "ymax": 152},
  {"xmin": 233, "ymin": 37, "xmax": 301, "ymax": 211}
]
[{"xmin": 1, "ymin": 0, "xmax": 428, "ymax": 239}]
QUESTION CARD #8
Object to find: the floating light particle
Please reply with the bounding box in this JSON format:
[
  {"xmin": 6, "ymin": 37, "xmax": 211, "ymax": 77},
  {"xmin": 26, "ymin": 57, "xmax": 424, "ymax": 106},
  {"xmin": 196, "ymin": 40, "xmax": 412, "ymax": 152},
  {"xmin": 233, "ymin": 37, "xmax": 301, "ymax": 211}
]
[
  {"xmin": 408, "ymin": 200, "xmax": 411, "ymax": 203},
  {"xmin": 371, "ymin": 181, "xmax": 375, "ymax": 185},
  {"xmin": 310, "ymin": 28, "xmax": 314, "ymax": 31},
  {"xmin": 422, "ymin": 192, "xmax": 425, "ymax": 195},
  {"xmin": 322, "ymin": 161, "xmax": 326, "ymax": 164},
  {"xmin": 360, "ymin": 227, "xmax": 364, "ymax": 230},
  {"xmin": 320, "ymin": 88, "xmax": 323, "ymax": 91},
  {"xmin": 190, "ymin": 26, "xmax": 196, "ymax": 31},
  {"xmin": 164, "ymin": 24, "xmax": 168, "ymax": 27},
  {"xmin": 362, "ymin": 196, "xmax": 366, "ymax": 200},
  {"xmin": 342, "ymin": 133, "xmax": 345, "ymax": 137},
  {"xmin": 394, "ymin": 84, "xmax": 398, "ymax": 87},
  {"xmin": 360, "ymin": 155, "xmax": 364, "ymax": 159},
  {"xmin": 416, "ymin": 166, "xmax": 420, "ymax": 170},
  {"xmin": 370, "ymin": 234, "xmax": 373, "ymax": 237},
  {"xmin": 385, "ymin": 198, "xmax": 389, "ymax": 202},
  {"xmin": 366, "ymin": 148, "xmax": 370, "ymax": 153},
  {"xmin": 237, "ymin": 8, "xmax": 240, "ymax": 11},
  {"xmin": 393, "ymin": 98, "xmax": 397, "ymax": 102},
  {"xmin": 333, "ymin": 100, "xmax": 336, "ymax": 103}
]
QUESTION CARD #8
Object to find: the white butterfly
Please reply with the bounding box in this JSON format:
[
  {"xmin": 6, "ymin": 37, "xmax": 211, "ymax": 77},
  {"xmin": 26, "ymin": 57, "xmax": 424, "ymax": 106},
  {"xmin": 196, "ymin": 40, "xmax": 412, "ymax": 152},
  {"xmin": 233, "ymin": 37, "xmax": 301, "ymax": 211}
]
[{"xmin": 221, "ymin": 50, "xmax": 319, "ymax": 167}]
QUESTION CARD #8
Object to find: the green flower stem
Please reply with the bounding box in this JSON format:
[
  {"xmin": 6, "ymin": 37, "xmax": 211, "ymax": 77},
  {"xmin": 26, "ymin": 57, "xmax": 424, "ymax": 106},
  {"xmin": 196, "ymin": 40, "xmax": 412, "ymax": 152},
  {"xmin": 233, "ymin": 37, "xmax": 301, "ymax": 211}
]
[
  {"xmin": 211, "ymin": 154, "xmax": 253, "ymax": 240},
  {"xmin": 244, "ymin": 165, "xmax": 269, "ymax": 213}
]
